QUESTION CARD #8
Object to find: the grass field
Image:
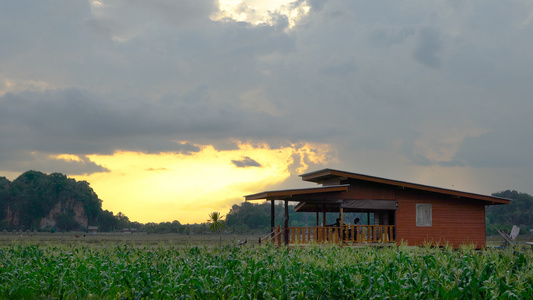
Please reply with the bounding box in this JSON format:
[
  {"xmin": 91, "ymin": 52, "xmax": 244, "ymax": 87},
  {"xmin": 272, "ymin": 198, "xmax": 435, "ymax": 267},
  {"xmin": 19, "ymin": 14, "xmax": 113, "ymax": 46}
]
[
  {"xmin": 0, "ymin": 232, "xmax": 262, "ymax": 248},
  {"xmin": 1, "ymin": 233, "xmax": 532, "ymax": 299}
]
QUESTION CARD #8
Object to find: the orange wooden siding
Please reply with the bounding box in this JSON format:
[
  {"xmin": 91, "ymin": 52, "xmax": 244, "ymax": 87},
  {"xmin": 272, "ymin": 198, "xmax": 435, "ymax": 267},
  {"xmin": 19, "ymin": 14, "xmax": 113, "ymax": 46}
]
[
  {"xmin": 344, "ymin": 180, "xmax": 396, "ymax": 200},
  {"xmin": 396, "ymin": 190, "xmax": 486, "ymax": 249}
]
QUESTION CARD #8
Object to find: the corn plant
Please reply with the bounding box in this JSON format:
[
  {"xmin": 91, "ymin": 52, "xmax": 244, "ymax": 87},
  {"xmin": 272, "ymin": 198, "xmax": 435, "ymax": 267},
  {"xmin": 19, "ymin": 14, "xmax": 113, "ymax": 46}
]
[{"xmin": 0, "ymin": 243, "xmax": 532, "ymax": 299}]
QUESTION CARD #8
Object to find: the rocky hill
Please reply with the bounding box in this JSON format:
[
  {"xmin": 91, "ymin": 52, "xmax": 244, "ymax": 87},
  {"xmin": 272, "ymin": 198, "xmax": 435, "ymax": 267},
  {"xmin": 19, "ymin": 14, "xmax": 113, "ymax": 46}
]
[{"xmin": 0, "ymin": 171, "xmax": 103, "ymax": 231}]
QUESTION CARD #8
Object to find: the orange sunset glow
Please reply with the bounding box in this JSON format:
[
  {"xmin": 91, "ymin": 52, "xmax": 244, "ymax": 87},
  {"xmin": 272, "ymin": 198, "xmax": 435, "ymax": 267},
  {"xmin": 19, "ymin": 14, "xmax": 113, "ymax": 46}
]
[{"xmin": 70, "ymin": 142, "xmax": 333, "ymax": 223}]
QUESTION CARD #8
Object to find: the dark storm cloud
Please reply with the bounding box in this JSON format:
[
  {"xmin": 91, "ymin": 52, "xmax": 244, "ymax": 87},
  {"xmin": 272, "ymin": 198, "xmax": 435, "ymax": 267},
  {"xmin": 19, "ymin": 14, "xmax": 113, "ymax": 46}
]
[
  {"xmin": 0, "ymin": 88, "xmax": 207, "ymax": 172},
  {"xmin": 0, "ymin": 86, "xmax": 300, "ymax": 173},
  {"xmin": 231, "ymin": 157, "xmax": 262, "ymax": 168},
  {"xmin": 1, "ymin": 0, "xmax": 533, "ymax": 193},
  {"xmin": 0, "ymin": 88, "xmax": 249, "ymax": 155},
  {"xmin": 413, "ymin": 27, "xmax": 442, "ymax": 68},
  {"xmin": 453, "ymin": 124, "xmax": 533, "ymax": 169},
  {"xmin": 368, "ymin": 27, "xmax": 415, "ymax": 48},
  {"xmin": 0, "ymin": 150, "xmax": 108, "ymax": 175}
]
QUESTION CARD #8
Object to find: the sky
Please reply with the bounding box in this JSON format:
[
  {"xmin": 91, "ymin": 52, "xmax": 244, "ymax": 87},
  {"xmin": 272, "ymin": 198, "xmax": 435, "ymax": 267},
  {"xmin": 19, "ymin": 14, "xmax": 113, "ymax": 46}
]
[{"xmin": 1, "ymin": 0, "xmax": 532, "ymax": 224}]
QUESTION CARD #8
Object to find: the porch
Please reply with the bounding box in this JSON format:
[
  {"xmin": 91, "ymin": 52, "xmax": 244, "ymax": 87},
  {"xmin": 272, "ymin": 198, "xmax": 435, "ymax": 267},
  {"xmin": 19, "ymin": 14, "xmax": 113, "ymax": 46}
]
[
  {"xmin": 245, "ymin": 182, "xmax": 399, "ymax": 246},
  {"xmin": 261, "ymin": 224, "xmax": 396, "ymax": 246}
]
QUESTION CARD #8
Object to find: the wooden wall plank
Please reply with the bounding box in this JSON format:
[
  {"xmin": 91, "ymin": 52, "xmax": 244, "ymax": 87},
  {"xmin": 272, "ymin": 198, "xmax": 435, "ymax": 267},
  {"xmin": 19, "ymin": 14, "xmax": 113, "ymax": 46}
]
[{"xmin": 396, "ymin": 190, "xmax": 486, "ymax": 248}]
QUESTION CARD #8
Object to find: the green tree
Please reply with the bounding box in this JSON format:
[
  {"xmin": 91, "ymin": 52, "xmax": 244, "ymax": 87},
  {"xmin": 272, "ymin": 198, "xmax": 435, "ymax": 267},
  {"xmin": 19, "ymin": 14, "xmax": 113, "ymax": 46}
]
[
  {"xmin": 115, "ymin": 212, "xmax": 130, "ymax": 229},
  {"xmin": 97, "ymin": 210, "xmax": 119, "ymax": 232},
  {"xmin": 486, "ymin": 190, "xmax": 533, "ymax": 235},
  {"xmin": 2, "ymin": 170, "xmax": 109, "ymax": 231},
  {"xmin": 208, "ymin": 212, "xmax": 225, "ymax": 246},
  {"xmin": 55, "ymin": 210, "xmax": 80, "ymax": 231},
  {"xmin": 0, "ymin": 177, "xmax": 11, "ymax": 223},
  {"xmin": 225, "ymin": 201, "xmax": 369, "ymax": 234}
]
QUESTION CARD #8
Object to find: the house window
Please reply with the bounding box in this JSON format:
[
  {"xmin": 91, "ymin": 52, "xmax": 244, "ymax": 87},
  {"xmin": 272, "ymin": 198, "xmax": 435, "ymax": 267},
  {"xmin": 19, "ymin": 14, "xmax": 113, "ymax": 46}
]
[{"xmin": 416, "ymin": 204, "xmax": 432, "ymax": 227}]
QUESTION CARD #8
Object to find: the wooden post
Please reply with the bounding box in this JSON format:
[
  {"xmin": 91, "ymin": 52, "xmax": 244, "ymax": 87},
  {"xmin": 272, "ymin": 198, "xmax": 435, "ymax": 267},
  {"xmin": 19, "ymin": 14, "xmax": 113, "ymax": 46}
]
[
  {"xmin": 322, "ymin": 205, "xmax": 326, "ymax": 226},
  {"xmin": 284, "ymin": 199, "xmax": 289, "ymax": 245},
  {"xmin": 277, "ymin": 225, "xmax": 282, "ymax": 247},
  {"xmin": 315, "ymin": 211, "xmax": 320, "ymax": 242},
  {"xmin": 339, "ymin": 207, "xmax": 344, "ymax": 243},
  {"xmin": 271, "ymin": 199, "xmax": 275, "ymax": 236}
]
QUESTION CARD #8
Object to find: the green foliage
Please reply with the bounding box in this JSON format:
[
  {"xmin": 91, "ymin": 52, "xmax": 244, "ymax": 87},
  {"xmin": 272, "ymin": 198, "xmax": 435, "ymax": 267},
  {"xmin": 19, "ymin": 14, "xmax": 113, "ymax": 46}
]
[
  {"xmin": 225, "ymin": 202, "xmax": 369, "ymax": 234},
  {"xmin": 0, "ymin": 244, "xmax": 532, "ymax": 299},
  {"xmin": 0, "ymin": 177, "xmax": 11, "ymax": 220},
  {"xmin": 0, "ymin": 171, "xmax": 102, "ymax": 231},
  {"xmin": 115, "ymin": 212, "xmax": 131, "ymax": 229},
  {"xmin": 208, "ymin": 212, "xmax": 225, "ymax": 233},
  {"xmin": 55, "ymin": 210, "xmax": 79, "ymax": 231},
  {"xmin": 143, "ymin": 221, "xmax": 184, "ymax": 234},
  {"xmin": 208, "ymin": 212, "xmax": 225, "ymax": 246},
  {"xmin": 0, "ymin": 170, "xmax": 131, "ymax": 232},
  {"xmin": 96, "ymin": 209, "xmax": 120, "ymax": 232},
  {"xmin": 487, "ymin": 190, "xmax": 533, "ymax": 235},
  {"xmin": 225, "ymin": 202, "xmax": 268, "ymax": 233}
]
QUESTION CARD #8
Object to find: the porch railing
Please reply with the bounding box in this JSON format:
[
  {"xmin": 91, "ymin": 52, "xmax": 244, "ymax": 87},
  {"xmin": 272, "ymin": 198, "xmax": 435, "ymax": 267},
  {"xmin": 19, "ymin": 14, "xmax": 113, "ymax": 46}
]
[{"xmin": 260, "ymin": 225, "xmax": 395, "ymax": 245}]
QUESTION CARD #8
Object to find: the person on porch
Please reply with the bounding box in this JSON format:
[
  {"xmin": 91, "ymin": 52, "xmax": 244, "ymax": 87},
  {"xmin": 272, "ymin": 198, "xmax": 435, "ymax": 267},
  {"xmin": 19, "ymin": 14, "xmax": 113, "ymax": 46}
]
[
  {"xmin": 328, "ymin": 218, "xmax": 341, "ymax": 227},
  {"xmin": 354, "ymin": 218, "xmax": 363, "ymax": 240}
]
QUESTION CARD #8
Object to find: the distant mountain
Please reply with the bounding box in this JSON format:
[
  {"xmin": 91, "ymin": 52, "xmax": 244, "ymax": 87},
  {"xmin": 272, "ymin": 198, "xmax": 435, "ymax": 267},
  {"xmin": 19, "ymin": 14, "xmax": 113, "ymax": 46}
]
[{"xmin": 0, "ymin": 170, "xmax": 125, "ymax": 232}]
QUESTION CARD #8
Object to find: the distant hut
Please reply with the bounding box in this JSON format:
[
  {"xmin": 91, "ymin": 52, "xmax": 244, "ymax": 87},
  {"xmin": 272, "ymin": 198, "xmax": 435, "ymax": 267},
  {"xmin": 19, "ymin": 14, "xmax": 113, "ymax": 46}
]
[{"xmin": 87, "ymin": 226, "xmax": 99, "ymax": 234}]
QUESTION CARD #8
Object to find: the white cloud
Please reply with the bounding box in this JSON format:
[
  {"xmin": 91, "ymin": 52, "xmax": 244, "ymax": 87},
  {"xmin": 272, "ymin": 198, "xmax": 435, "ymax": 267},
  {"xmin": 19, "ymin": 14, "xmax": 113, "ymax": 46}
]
[{"xmin": 212, "ymin": 0, "xmax": 310, "ymax": 28}]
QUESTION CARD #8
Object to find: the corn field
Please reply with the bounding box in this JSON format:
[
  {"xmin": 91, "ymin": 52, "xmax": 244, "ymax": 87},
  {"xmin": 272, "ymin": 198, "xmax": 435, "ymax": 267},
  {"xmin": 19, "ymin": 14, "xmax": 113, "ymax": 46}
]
[{"xmin": 0, "ymin": 244, "xmax": 532, "ymax": 299}]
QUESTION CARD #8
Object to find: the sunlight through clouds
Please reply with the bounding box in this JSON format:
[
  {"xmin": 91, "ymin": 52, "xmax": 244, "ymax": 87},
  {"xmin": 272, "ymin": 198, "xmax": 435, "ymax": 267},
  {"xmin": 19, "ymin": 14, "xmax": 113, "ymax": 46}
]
[
  {"xmin": 89, "ymin": 0, "xmax": 104, "ymax": 9},
  {"xmin": 52, "ymin": 154, "xmax": 83, "ymax": 162},
  {"xmin": 212, "ymin": 0, "xmax": 310, "ymax": 28},
  {"xmin": 73, "ymin": 142, "xmax": 332, "ymax": 223},
  {"xmin": 0, "ymin": 78, "xmax": 50, "ymax": 96}
]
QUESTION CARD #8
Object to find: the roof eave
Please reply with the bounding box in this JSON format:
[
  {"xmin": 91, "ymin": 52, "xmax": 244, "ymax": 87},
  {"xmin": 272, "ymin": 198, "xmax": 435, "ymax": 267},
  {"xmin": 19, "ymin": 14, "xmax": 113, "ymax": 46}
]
[{"xmin": 244, "ymin": 184, "xmax": 349, "ymax": 201}]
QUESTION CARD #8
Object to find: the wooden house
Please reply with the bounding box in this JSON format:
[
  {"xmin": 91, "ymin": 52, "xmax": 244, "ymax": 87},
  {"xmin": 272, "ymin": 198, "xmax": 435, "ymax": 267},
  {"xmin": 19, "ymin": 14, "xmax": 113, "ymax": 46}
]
[{"xmin": 245, "ymin": 169, "xmax": 510, "ymax": 249}]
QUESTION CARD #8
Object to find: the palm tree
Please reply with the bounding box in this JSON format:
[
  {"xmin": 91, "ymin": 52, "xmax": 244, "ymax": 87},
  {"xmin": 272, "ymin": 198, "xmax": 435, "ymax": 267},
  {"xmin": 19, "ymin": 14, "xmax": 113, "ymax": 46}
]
[{"xmin": 208, "ymin": 212, "xmax": 225, "ymax": 246}]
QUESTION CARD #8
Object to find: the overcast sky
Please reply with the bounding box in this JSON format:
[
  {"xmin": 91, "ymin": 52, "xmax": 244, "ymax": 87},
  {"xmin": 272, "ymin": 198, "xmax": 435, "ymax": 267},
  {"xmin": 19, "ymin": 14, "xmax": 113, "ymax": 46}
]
[{"xmin": 1, "ymin": 0, "xmax": 532, "ymax": 223}]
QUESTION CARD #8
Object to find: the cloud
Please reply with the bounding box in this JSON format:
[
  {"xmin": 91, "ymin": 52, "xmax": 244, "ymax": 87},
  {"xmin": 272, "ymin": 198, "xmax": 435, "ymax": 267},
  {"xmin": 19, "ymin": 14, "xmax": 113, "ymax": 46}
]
[
  {"xmin": 232, "ymin": 157, "xmax": 262, "ymax": 168},
  {"xmin": 0, "ymin": 89, "xmax": 202, "ymax": 154},
  {"xmin": 1, "ymin": 0, "xmax": 533, "ymax": 197},
  {"xmin": 410, "ymin": 119, "xmax": 487, "ymax": 166},
  {"xmin": 453, "ymin": 122, "xmax": 533, "ymax": 169},
  {"xmin": 146, "ymin": 168, "xmax": 169, "ymax": 172},
  {"xmin": 213, "ymin": 0, "xmax": 310, "ymax": 28},
  {"xmin": 413, "ymin": 27, "xmax": 443, "ymax": 68},
  {"xmin": 0, "ymin": 151, "xmax": 108, "ymax": 175}
]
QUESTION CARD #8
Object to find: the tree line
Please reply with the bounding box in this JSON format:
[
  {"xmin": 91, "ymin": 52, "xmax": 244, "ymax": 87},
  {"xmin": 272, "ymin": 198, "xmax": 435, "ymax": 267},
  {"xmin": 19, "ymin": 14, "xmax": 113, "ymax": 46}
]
[
  {"xmin": 1, "ymin": 170, "xmax": 530, "ymax": 235},
  {"xmin": 486, "ymin": 190, "xmax": 533, "ymax": 235},
  {"xmin": 224, "ymin": 201, "xmax": 367, "ymax": 233}
]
